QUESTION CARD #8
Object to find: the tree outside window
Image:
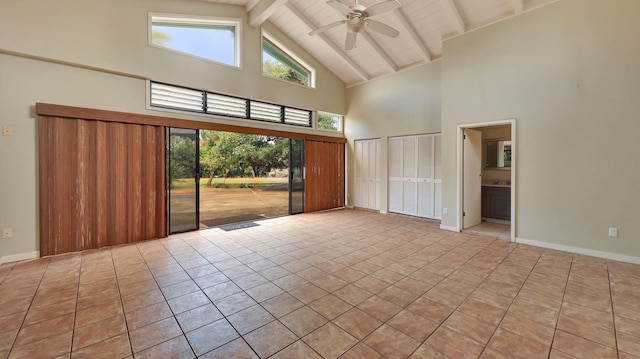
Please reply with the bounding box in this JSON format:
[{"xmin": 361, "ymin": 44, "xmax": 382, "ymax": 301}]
[
  {"xmin": 318, "ymin": 112, "xmax": 341, "ymax": 131},
  {"xmin": 262, "ymin": 38, "xmax": 312, "ymax": 87}
]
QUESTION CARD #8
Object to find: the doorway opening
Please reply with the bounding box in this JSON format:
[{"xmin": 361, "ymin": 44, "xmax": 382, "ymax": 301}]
[
  {"xmin": 168, "ymin": 128, "xmax": 304, "ymax": 234},
  {"xmin": 458, "ymin": 120, "xmax": 515, "ymax": 241}
]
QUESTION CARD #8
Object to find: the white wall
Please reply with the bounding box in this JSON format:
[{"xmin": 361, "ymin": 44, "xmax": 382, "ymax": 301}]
[
  {"xmin": 345, "ymin": 62, "xmax": 442, "ymax": 211},
  {"xmin": 440, "ymin": 0, "xmax": 640, "ymax": 258},
  {"xmin": 0, "ymin": 0, "xmax": 346, "ymax": 261},
  {"xmin": 0, "ymin": 0, "xmax": 346, "ymax": 113}
]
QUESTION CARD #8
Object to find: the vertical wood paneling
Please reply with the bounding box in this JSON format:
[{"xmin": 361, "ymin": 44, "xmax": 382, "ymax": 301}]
[
  {"xmin": 38, "ymin": 116, "xmax": 167, "ymax": 256},
  {"xmin": 76, "ymin": 120, "xmax": 91, "ymax": 252},
  {"xmin": 156, "ymin": 128, "xmax": 167, "ymax": 235},
  {"xmin": 38, "ymin": 118, "xmax": 52, "ymax": 257},
  {"xmin": 95, "ymin": 121, "xmax": 108, "ymax": 249},
  {"xmin": 129, "ymin": 125, "xmax": 143, "ymax": 242},
  {"xmin": 53, "ymin": 118, "xmax": 77, "ymax": 255},
  {"xmin": 305, "ymin": 140, "xmax": 345, "ymax": 212}
]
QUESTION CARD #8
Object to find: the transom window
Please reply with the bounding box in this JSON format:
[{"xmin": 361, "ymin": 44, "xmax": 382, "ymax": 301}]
[
  {"xmin": 317, "ymin": 112, "xmax": 342, "ymax": 131},
  {"xmin": 262, "ymin": 33, "xmax": 314, "ymax": 88},
  {"xmin": 149, "ymin": 14, "xmax": 241, "ymax": 67},
  {"xmin": 149, "ymin": 81, "xmax": 312, "ymax": 127}
]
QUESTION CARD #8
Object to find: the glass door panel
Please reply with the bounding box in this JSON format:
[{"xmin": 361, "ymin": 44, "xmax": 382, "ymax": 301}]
[
  {"xmin": 168, "ymin": 128, "xmax": 199, "ymax": 233},
  {"xmin": 289, "ymin": 139, "xmax": 305, "ymax": 214}
]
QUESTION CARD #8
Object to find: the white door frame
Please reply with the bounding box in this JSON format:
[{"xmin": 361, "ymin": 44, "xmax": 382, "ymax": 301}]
[{"xmin": 456, "ymin": 119, "xmax": 516, "ymax": 241}]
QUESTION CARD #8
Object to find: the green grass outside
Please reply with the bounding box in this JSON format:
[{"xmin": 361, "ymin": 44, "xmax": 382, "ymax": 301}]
[{"xmin": 171, "ymin": 177, "xmax": 288, "ymax": 192}]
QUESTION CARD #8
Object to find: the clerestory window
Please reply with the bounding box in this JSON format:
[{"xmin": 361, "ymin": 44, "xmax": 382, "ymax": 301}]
[
  {"xmin": 262, "ymin": 33, "xmax": 314, "ymax": 88},
  {"xmin": 149, "ymin": 14, "xmax": 241, "ymax": 68},
  {"xmin": 317, "ymin": 112, "xmax": 342, "ymax": 132}
]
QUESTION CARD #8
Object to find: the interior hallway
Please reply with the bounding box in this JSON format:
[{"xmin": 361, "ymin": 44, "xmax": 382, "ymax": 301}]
[{"xmin": 0, "ymin": 209, "xmax": 638, "ymax": 358}]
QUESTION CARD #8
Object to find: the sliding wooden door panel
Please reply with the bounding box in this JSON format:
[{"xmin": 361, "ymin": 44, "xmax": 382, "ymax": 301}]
[
  {"xmin": 305, "ymin": 140, "xmax": 345, "ymax": 212},
  {"xmin": 39, "ymin": 116, "xmax": 166, "ymax": 256}
]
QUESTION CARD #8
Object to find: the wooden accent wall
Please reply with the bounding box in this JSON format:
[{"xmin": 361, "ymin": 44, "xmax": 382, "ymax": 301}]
[
  {"xmin": 38, "ymin": 116, "xmax": 166, "ymax": 256},
  {"xmin": 305, "ymin": 140, "xmax": 345, "ymax": 212}
]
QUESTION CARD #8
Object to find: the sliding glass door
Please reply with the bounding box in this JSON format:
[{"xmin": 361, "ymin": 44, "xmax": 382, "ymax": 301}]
[
  {"xmin": 168, "ymin": 128, "xmax": 200, "ymax": 233},
  {"xmin": 289, "ymin": 139, "xmax": 305, "ymax": 214},
  {"xmin": 168, "ymin": 128, "xmax": 305, "ymax": 233}
]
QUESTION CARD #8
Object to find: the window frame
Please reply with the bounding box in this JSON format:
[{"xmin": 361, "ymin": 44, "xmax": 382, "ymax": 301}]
[
  {"xmin": 261, "ymin": 30, "xmax": 315, "ymax": 88},
  {"xmin": 316, "ymin": 111, "xmax": 343, "ymax": 132},
  {"xmin": 148, "ymin": 13, "xmax": 242, "ymax": 68}
]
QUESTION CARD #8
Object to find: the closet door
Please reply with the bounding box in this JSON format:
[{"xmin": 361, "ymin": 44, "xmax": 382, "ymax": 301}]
[
  {"xmin": 354, "ymin": 140, "xmax": 366, "ymax": 208},
  {"xmin": 388, "ymin": 137, "xmax": 403, "ymax": 213},
  {"xmin": 388, "ymin": 133, "xmax": 441, "ymax": 220},
  {"xmin": 402, "ymin": 137, "xmax": 417, "ymax": 214},
  {"xmin": 417, "ymin": 135, "xmax": 434, "ymax": 218},
  {"xmin": 434, "ymin": 134, "xmax": 442, "ymax": 219},
  {"xmin": 354, "ymin": 139, "xmax": 380, "ymax": 210},
  {"xmin": 368, "ymin": 139, "xmax": 381, "ymax": 210}
]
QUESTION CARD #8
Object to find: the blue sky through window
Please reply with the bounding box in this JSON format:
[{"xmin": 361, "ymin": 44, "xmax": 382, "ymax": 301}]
[{"xmin": 152, "ymin": 24, "xmax": 236, "ymax": 66}]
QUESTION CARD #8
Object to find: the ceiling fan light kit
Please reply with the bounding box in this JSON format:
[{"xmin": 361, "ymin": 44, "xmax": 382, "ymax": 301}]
[{"xmin": 309, "ymin": 0, "xmax": 401, "ymax": 50}]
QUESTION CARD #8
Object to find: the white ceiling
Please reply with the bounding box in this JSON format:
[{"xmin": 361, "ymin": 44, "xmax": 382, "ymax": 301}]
[{"xmin": 203, "ymin": 0, "xmax": 558, "ymax": 87}]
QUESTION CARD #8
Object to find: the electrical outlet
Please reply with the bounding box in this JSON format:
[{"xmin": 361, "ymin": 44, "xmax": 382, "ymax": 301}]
[
  {"xmin": 2, "ymin": 126, "xmax": 13, "ymax": 136},
  {"xmin": 2, "ymin": 228, "xmax": 12, "ymax": 239},
  {"xmin": 442, "ymin": 208, "xmax": 448, "ymax": 215},
  {"xmin": 608, "ymin": 227, "xmax": 618, "ymax": 238}
]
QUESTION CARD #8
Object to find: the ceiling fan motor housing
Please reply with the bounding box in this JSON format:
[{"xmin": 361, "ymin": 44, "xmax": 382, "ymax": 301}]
[{"xmin": 347, "ymin": 12, "xmax": 366, "ymax": 32}]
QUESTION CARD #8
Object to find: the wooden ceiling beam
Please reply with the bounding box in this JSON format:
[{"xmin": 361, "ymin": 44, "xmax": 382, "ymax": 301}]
[
  {"xmin": 248, "ymin": 0, "xmax": 288, "ymax": 28},
  {"xmin": 394, "ymin": 8, "xmax": 432, "ymax": 62},
  {"xmin": 440, "ymin": 0, "xmax": 465, "ymax": 34},
  {"xmin": 285, "ymin": 2, "xmax": 370, "ymax": 81},
  {"xmin": 360, "ymin": 32, "xmax": 398, "ymax": 72},
  {"xmin": 511, "ymin": 0, "xmax": 524, "ymax": 13},
  {"xmin": 245, "ymin": 0, "xmax": 260, "ymax": 12}
]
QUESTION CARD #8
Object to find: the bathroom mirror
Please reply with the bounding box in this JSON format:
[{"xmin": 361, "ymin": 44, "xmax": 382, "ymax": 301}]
[{"xmin": 484, "ymin": 139, "xmax": 512, "ymax": 169}]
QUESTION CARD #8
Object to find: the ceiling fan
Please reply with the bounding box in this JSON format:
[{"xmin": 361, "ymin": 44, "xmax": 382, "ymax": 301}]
[{"xmin": 309, "ymin": 0, "xmax": 401, "ymax": 50}]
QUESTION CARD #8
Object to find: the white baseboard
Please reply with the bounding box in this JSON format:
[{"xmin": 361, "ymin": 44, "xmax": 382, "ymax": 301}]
[
  {"xmin": 345, "ymin": 205, "xmax": 355, "ymax": 209},
  {"xmin": 515, "ymin": 237, "xmax": 640, "ymax": 265},
  {"xmin": 440, "ymin": 224, "xmax": 460, "ymax": 232},
  {"xmin": 0, "ymin": 251, "xmax": 40, "ymax": 265},
  {"xmin": 379, "ymin": 210, "xmax": 388, "ymax": 214}
]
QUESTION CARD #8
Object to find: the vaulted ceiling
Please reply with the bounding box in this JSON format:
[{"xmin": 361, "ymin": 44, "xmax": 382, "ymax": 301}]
[{"xmin": 203, "ymin": 0, "xmax": 558, "ymax": 86}]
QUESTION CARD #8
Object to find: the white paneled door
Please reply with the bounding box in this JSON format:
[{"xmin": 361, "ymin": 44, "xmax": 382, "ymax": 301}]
[
  {"xmin": 389, "ymin": 134, "xmax": 442, "ymax": 220},
  {"xmin": 354, "ymin": 139, "xmax": 381, "ymax": 211},
  {"xmin": 463, "ymin": 128, "xmax": 482, "ymax": 228}
]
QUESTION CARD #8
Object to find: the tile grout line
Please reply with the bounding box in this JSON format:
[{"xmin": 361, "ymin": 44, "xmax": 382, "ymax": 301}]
[
  {"xmin": 159, "ymin": 233, "xmax": 263, "ymax": 358},
  {"xmin": 476, "ymin": 246, "xmax": 549, "ymax": 358},
  {"xmin": 7, "ymin": 258, "xmax": 51, "ymax": 357},
  {"xmin": 547, "ymin": 252, "xmax": 575, "ymax": 359},
  {"xmin": 606, "ymin": 260, "xmax": 621, "ymax": 359},
  {"xmin": 406, "ymin": 236, "xmax": 523, "ymax": 358},
  {"xmin": 301, "ymin": 231, "xmax": 498, "ymax": 358},
  {"xmin": 69, "ymin": 253, "xmax": 83, "ymax": 357},
  {"xmin": 114, "ymin": 246, "xmax": 143, "ymax": 359},
  {"xmin": 149, "ymin": 236, "xmax": 211, "ymax": 358}
]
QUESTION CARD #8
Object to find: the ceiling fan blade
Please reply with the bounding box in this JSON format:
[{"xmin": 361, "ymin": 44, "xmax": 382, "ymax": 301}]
[
  {"xmin": 309, "ymin": 20, "xmax": 347, "ymax": 36},
  {"xmin": 345, "ymin": 31, "xmax": 357, "ymax": 50},
  {"xmin": 327, "ymin": 1, "xmax": 352, "ymax": 16},
  {"xmin": 365, "ymin": 0, "xmax": 401, "ymax": 16},
  {"xmin": 366, "ymin": 19, "xmax": 400, "ymax": 37}
]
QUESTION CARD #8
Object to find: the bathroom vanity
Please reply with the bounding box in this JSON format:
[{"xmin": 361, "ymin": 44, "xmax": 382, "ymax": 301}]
[{"xmin": 481, "ymin": 183, "xmax": 511, "ymax": 220}]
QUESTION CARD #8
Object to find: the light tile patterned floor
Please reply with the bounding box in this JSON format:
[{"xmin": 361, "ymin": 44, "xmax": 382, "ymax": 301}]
[
  {"xmin": 1, "ymin": 209, "xmax": 639, "ymax": 359},
  {"xmin": 463, "ymin": 222, "xmax": 511, "ymax": 241}
]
